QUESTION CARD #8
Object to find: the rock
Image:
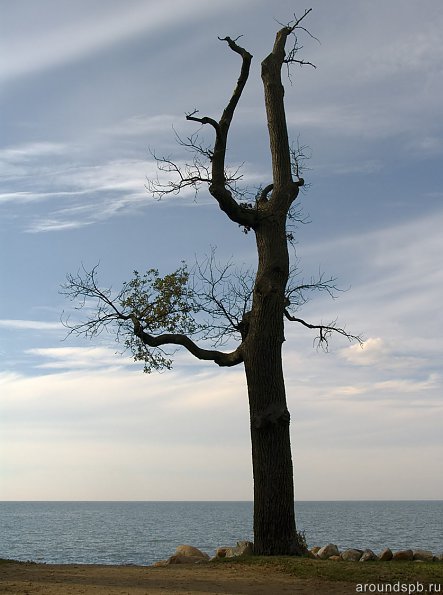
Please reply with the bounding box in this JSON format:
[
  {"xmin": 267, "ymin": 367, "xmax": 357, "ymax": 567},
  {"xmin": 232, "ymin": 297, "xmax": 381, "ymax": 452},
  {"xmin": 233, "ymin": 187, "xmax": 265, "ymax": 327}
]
[
  {"xmin": 166, "ymin": 554, "xmax": 208, "ymax": 565},
  {"xmin": 392, "ymin": 549, "xmax": 414, "ymax": 561},
  {"xmin": 329, "ymin": 555, "xmax": 341, "ymax": 561},
  {"xmin": 317, "ymin": 544, "xmax": 340, "ymax": 560},
  {"xmin": 233, "ymin": 541, "xmax": 254, "ymax": 557},
  {"xmin": 154, "ymin": 544, "xmax": 210, "ymax": 566},
  {"xmin": 310, "ymin": 546, "xmax": 321, "ymax": 555},
  {"xmin": 435, "ymin": 553, "xmax": 443, "ymax": 562},
  {"xmin": 378, "ymin": 547, "xmax": 393, "ymax": 561},
  {"xmin": 360, "ymin": 549, "xmax": 378, "ymax": 562},
  {"xmin": 216, "ymin": 541, "xmax": 253, "ymax": 559},
  {"xmin": 341, "ymin": 549, "xmax": 363, "ymax": 562},
  {"xmin": 215, "ymin": 547, "xmax": 228, "ymax": 558},
  {"xmin": 175, "ymin": 545, "xmax": 209, "ymax": 559},
  {"xmin": 413, "ymin": 549, "xmax": 434, "ymax": 562},
  {"xmin": 306, "ymin": 551, "xmax": 317, "ymax": 559}
]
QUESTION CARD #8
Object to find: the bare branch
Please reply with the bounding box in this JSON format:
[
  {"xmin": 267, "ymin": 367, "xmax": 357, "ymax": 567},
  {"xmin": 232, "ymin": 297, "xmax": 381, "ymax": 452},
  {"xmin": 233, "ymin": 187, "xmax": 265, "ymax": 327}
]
[
  {"xmin": 185, "ymin": 110, "xmax": 221, "ymax": 139},
  {"xmin": 192, "ymin": 250, "xmax": 254, "ymax": 345},
  {"xmin": 258, "ymin": 183, "xmax": 274, "ymax": 203},
  {"xmin": 285, "ymin": 268, "xmax": 344, "ymax": 310},
  {"xmin": 284, "ymin": 310, "xmax": 363, "ymax": 350},
  {"xmin": 146, "ymin": 148, "xmax": 212, "ymax": 199},
  {"xmin": 144, "ymin": 35, "xmax": 257, "ymax": 230}
]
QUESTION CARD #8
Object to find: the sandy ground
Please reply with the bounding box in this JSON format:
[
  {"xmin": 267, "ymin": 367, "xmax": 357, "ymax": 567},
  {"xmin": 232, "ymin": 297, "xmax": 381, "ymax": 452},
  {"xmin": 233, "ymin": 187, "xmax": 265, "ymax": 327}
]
[{"xmin": 0, "ymin": 560, "xmax": 358, "ymax": 594}]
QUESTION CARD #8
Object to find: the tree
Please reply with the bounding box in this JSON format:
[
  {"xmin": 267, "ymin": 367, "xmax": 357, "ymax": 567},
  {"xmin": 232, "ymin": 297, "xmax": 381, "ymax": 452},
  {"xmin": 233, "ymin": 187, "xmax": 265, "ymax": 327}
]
[{"xmin": 62, "ymin": 10, "xmax": 361, "ymax": 556}]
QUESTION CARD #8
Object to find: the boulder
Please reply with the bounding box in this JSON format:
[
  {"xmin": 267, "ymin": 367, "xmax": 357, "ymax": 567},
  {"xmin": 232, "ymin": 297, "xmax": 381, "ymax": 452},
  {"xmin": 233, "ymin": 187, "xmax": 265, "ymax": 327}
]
[
  {"xmin": 378, "ymin": 547, "xmax": 393, "ymax": 561},
  {"xmin": 215, "ymin": 547, "xmax": 228, "ymax": 558},
  {"xmin": 341, "ymin": 549, "xmax": 363, "ymax": 562},
  {"xmin": 413, "ymin": 549, "xmax": 434, "ymax": 562},
  {"xmin": 232, "ymin": 541, "xmax": 254, "ymax": 557},
  {"xmin": 360, "ymin": 549, "xmax": 378, "ymax": 562},
  {"xmin": 392, "ymin": 549, "xmax": 414, "ymax": 561},
  {"xmin": 310, "ymin": 546, "xmax": 321, "ymax": 556},
  {"xmin": 329, "ymin": 555, "xmax": 341, "ymax": 561},
  {"xmin": 306, "ymin": 550, "xmax": 317, "ymax": 559},
  {"xmin": 153, "ymin": 544, "xmax": 210, "ymax": 566},
  {"xmin": 166, "ymin": 554, "xmax": 208, "ymax": 565},
  {"xmin": 317, "ymin": 544, "xmax": 340, "ymax": 560},
  {"xmin": 175, "ymin": 545, "xmax": 209, "ymax": 559},
  {"xmin": 215, "ymin": 541, "xmax": 253, "ymax": 559}
]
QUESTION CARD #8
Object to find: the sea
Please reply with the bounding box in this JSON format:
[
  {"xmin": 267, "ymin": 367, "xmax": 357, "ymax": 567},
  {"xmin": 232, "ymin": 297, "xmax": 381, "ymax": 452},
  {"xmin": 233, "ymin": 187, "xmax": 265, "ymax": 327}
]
[{"xmin": 0, "ymin": 501, "xmax": 442, "ymax": 566}]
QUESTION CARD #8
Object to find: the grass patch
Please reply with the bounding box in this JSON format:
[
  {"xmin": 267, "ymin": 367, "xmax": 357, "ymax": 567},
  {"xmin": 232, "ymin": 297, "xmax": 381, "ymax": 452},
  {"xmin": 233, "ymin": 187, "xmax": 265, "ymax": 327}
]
[{"xmin": 214, "ymin": 555, "xmax": 443, "ymax": 584}]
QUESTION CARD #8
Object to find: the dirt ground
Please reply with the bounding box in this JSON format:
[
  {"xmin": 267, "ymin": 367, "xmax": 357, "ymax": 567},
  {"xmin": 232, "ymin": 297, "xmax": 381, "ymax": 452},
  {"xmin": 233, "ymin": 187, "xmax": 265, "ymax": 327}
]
[{"xmin": 0, "ymin": 560, "xmax": 358, "ymax": 594}]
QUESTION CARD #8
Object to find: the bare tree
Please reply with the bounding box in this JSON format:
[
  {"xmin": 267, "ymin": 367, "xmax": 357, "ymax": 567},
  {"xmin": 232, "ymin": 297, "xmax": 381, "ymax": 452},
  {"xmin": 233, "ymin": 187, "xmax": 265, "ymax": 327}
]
[{"xmin": 62, "ymin": 10, "xmax": 362, "ymax": 555}]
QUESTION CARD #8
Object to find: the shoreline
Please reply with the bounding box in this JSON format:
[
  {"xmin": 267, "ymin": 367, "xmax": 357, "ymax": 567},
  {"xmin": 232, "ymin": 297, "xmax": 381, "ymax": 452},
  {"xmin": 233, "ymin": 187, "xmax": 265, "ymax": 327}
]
[
  {"xmin": 0, "ymin": 559, "xmax": 356, "ymax": 595},
  {"xmin": 2, "ymin": 557, "xmax": 442, "ymax": 595}
]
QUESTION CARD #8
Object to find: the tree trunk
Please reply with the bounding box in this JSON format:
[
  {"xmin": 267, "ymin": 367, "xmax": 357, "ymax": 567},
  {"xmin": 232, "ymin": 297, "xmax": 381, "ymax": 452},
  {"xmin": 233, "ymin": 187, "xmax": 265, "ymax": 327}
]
[{"xmin": 243, "ymin": 217, "xmax": 305, "ymax": 556}]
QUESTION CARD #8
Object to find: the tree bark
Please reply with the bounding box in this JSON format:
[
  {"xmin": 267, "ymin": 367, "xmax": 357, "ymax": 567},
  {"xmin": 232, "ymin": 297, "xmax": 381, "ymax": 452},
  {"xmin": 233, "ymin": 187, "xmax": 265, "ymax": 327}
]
[{"xmin": 242, "ymin": 216, "xmax": 304, "ymax": 555}]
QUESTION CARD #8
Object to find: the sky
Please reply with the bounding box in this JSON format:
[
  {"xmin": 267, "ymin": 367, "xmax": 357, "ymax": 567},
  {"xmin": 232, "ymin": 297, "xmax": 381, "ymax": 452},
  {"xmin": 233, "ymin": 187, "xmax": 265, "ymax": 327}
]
[{"xmin": 1, "ymin": 0, "xmax": 442, "ymax": 502}]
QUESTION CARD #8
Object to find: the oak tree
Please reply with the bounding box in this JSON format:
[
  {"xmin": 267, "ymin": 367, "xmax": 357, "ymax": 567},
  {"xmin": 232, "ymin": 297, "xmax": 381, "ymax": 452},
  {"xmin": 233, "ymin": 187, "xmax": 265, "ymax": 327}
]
[{"xmin": 63, "ymin": 11, "xmax": 361, "ymax": 555}]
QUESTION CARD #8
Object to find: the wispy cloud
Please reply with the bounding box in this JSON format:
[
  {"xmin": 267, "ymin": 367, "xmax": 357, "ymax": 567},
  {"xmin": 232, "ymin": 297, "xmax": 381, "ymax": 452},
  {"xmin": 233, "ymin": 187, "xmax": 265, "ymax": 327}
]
[
  {"xmin": 102, "ymin": 114, "xmax": 182, "ymax": 138},
  {"xmin": 0, "ymin": 0, "xmax": 248, "ymax": 82},
  {"xmin": 27, "ymin": 346, "xmax": 134, "ymax": 370},
  {"xmin": 0, "ymin": 319, "xmax": 62, "ymax": 331},
  {"xmin": 0, "ymin": 142, "xmax": 67, "ymax": 160},
  {"xmin": 2, "ymin": 154, "xmax": 156, "ymax": 231}
]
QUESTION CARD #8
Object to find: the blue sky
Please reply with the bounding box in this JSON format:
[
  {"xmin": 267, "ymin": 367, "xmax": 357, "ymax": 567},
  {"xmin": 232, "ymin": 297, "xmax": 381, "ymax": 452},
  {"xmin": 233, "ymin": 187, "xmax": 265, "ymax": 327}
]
[{"xmin": 1, "ymin": 0, "xmax": 442, "ymax": 501}]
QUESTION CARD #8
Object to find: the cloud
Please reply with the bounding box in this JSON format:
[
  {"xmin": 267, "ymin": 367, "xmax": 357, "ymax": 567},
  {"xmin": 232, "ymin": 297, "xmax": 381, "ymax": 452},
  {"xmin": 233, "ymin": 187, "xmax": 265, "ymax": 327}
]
[
  {"xmin": 406, "ymin": 136, "xmax": 443, "ymax": 157},
  {"xmin": 0, "ymin": 190, "xmax": 92, "ymax": 205},
  {"xmin": 0, "ymin": 0, "xmax": 248, "ymax": 82},
  {"xmin": 26, "ymin": 346, "xmax": 134, "ymax": 370},
  {"xmin": 0, "ymin": 350, "xmax": 252, "ymax": 499},
  {"xmin": 2, "ymin": 155, "xmax": 153, "ymax": 231},
  {"xmin": 373, "ymin": 374, "xmax": 440, "ymax": 397},
  {"xmin": 0, "ymin": 143, "xmax": 69, "ymax": 185},
  {"xmin": 1, "ymin": 148, "xmax": 212, "ymax": 232},
  {"xmin": 0, "ymin": 142, "xmax": 67, "ymax": 160},
  {"xmin": 341, "ymin": 337, "xmax": 388, "ymax": 366},
  {"xmin": 0, "ymin": 319, "xmax": 62, "ymax": 331},
  {"xmin": 102, "ymin": 114, "xmax": 182, "ymax": 138}
]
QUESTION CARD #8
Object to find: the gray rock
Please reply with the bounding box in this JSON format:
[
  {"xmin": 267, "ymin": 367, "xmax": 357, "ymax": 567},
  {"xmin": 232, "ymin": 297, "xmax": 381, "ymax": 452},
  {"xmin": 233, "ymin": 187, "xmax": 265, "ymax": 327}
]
[
  {"xmin": 317, "ymin": 544, "xmax": 340, "ymax": 560},
  {"xmin": 413, "ymin": 549, "xmax": 434, "ymax": 562},
  {"xmin": 341, "ymin": 549, "xmax": 363, "ymax": 562},
  {"xmin": 360, "ymin": 549, "xmax": 378, "ymax": 562}
]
